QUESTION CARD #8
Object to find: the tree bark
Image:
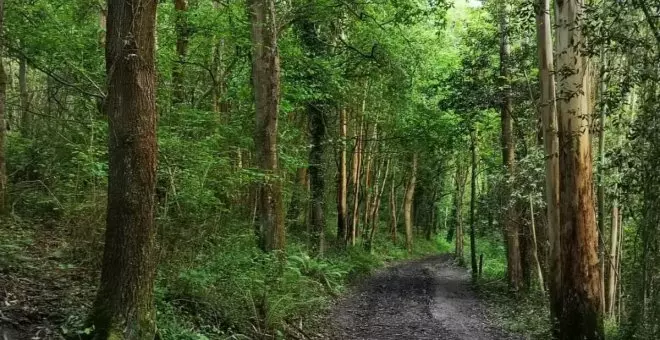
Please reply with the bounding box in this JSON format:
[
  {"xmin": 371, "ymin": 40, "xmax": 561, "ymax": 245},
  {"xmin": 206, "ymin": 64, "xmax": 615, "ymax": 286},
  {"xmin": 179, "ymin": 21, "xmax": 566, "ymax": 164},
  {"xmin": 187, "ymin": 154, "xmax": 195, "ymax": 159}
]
[
  {"xmin": 404, "ymin": 153, "xmax": 418, "ymax": 254},
  {"xmin": 19, "ymin": 55, "xmax": 30, "ymax": 137},
  {"xmin": 454, "ymin": 156, "xmax": 467, "ymax": 262},
  {"xmin": 349, "ymin": 87, "xmax": 367, "ymax": 246},
  {"xmin": 500, "ymin": 4, "xmax": 523, "ymax": 291},
  {"xmin": 367, "ymin": 159, "xmax": 389, "ymax": 250},
  {"xmin": 555, "ymin": 0, "xmax": 604, "ymax": 337},
  {"xmin": 91, "ymin": 0, "xmax": 159, "ymax": 338},
  {"xmin": 536, "ymin": 0, "xmax": 561, "ymax": 331},
  {"xmin": 308, "ymin": 103, "xmax": 325, "ymax": 255},
  {"xmin": 337, "ymin": 108, "xmax": 348, "ymax": 242},
  {"xmin": 172, "ymin": 0, "xmax": 189, "ymax": 105},
  {"xmin": 596, "ymin": 53, "xmax": 608, "ymax": 315},
  {"xmin": 249, "ymin": 0, "xmax": 285, "ymax": 252},
  {"xmin": 390, "ymin": 173, "xmax": 398, "ymax": 244},
  {"xmin": 529, "ymin": 194, "xmax": 545, "ymax": 292},
  {"xmin": 607, "ymin": 195, "xmax": 619, "ymax": 317},
  {"xmin": 470, "ymin": 128, "xmax": 478, "ymax": 282},
  {"xmin": 0, "ymin": 0, "xmax": 6, "ymax": 215}
]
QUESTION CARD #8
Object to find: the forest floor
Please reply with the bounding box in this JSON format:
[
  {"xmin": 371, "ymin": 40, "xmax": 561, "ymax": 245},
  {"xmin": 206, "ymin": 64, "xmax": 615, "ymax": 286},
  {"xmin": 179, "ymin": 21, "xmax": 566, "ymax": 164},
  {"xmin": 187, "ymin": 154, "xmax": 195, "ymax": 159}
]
[{"xmin": 326, "ymin": 254, "xmax": 521, "ymax": 340}]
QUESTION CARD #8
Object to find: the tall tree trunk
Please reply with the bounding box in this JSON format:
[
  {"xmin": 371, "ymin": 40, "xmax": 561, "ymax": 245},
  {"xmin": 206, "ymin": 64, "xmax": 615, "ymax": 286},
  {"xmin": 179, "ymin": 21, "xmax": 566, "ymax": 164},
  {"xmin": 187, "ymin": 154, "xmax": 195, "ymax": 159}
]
[
  {"xmin": 500, "ymin": 3, "xmax": 523, "ymax": 291},
  {"xmin": 19, "ymin": 55, "xmax": 30, "ymax": 137},
  {"xmin": 286, "ymin": 167, "xmax": 307, "ymax": 230},
  {"xmin": 555, "ymin": 0, "xmax": 604, "ymax": 337},
  {"xmin": 91, "ymin": 0, "xmax": 159, "ymax": 338},
  {"xmin": 596, "ymin": 53, "xmax": 608, "ymax": 315},
  {"xmin": 404, "ymin": 153, "xmax": 418, "ymax": 253},
  {"xmin": 607, "ymin": 193, "xmax": 619, "ymax": 317},
  {"xmin": 454, "ymin": 156, "xmax": 466, "ymax": 262},
  {"xmin": 536, "ymin": 0, "xmax": 561, "ymax": 331},
  {"xmin": 470, "ymin": 128, "xmax": 478, "ymax": 281},
  {"xmin": 367, "ymin": 159, "xmax": 389, "ymax": 250},
  {"xmin": 172, "ymin": 0, "xmax": 189, "ymax": 105},
  {"xmin": 349, "ymin": 88, "xmax": 367, "ymax": 245},
  {"xmin": 308, "ymin": 103, "xmax": 325, "ymax": 255},
  {"xmin": 337, "ymin": 108, "xmax": 348, "ymax": 242},
  {"xmin": 390, "ymin": 173, "xmax": 398, "ymax": 244},
  {"xmin": 249, "ymin": 0, "xmax": 285, "ymax": 252},
  {"xmin": 0, "ymin": 0, "xmax": 6, "ymax": 215},
  {"xmin": 529, "ymin": 194, "xmax": 545, "ymax": 292}
]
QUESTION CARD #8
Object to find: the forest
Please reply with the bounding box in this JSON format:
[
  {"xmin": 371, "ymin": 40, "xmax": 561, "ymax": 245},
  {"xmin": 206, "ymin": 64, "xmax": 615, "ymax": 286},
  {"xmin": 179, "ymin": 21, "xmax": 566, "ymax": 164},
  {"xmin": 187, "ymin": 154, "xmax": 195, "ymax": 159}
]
[{"xmin": 0, "ymin": 0, "xmax": 658, "ymax": 339}]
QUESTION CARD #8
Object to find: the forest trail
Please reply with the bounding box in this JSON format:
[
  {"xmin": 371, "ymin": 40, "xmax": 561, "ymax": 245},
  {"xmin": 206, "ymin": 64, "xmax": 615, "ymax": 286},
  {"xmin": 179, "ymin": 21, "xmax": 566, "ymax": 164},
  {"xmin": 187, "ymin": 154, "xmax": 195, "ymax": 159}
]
[{"xmin": 327, "ymin": 254, "xmax": 519, "ymax": 340}]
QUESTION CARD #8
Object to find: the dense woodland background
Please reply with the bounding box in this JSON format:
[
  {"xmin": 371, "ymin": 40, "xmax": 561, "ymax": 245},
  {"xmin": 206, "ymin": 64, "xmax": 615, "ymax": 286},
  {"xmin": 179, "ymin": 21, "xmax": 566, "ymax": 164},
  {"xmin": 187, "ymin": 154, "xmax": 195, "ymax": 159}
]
[{"xmin": 0, "ymin": 0, "xmax": 658, "ymax": 339}]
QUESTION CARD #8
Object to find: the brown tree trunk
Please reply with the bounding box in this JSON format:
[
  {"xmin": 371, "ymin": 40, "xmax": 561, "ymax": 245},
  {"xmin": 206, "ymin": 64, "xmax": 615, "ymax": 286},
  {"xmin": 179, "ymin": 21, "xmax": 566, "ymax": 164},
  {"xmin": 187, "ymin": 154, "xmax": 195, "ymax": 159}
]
[
  {"xmin": 249, "ymin": 0, "xmax": 285, "ymax": 252},
  {"xmin": 607, "ymin": 196, "xmax": 619, "ymax": 317},
  {"xmin": 308, "ymin": 103, "xmax": 325, "ymax": 255},
  {"xmin": 287, "ymin": 167, "xmax": 307, "ymax": 230},
  {"xmin": 536, "ymin": 0, "xmax": 562, "ymax": 331},
  {"xmin": 500, "ymin": 4, "xmax": 523, "ymax": 291},
  {"xmin": 337, "ymin": 108, "xmax": 348, "ymax": 242},
  {"xmin": 19, "ymin": 55, "xmax": 30, "ymax": 137},
  {"xmin": 0, "ymin": 0, "xmax": 6, "ymax": 215},
  {"xmin": 404, "ymin": 153, "xmax": 418, "ymax": 253},
  {"xmin": 556, "ymin": 0, "xmax": 604, "ymax": 337},
  {"xmin": 454, "ymin": 156, "xmax": 467, "ymax": 262},
  {"xmin": 367, "ymin": 159, "xmax": 389, "ymax": 250},
  {"xmin": 470, "ymin": 129, "xmax": 478, "ymax": 281},
  {"xmin": 390, "ymin": 173, "xmax": 398, "ymax": 244},
  {"xmin": 172, "ymin": 0, "xmax": 189, "ymax": 105},
  {"xmin": 349, "ymin": 90, "xmax": 366, "ymax": 246},
  {"xmin": 529, "ymin": 194, "xmax": 545, "ymax": 292},
  {"xmin": 596, "ymin": 53, "xmax": 608, "ymax": 315},
  {"xmin": 91, "ymin": 0, "xmax": 159, "ymax": 338}
]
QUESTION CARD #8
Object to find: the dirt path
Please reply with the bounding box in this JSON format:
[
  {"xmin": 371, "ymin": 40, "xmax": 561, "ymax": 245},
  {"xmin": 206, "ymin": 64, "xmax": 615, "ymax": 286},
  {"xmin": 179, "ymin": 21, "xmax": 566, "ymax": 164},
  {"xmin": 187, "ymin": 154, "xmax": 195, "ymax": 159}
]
[{"xmin": 328, "ymin": 254, "xmax": 520, "ymax": 340}]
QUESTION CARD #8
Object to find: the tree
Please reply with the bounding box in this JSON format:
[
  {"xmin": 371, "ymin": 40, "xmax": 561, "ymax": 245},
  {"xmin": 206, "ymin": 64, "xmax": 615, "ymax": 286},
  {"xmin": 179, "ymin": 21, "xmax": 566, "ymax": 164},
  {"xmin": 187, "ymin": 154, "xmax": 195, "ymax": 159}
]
[
  {"xmin": 499, "ymin": 2, "xmax": 522, "ymax": 291},
  {"xmin": 91, "ymin": 0, "xmax": 159, "ymax": 338},
  {"xmin": 0, "ymin": 0, "xmax": 5, "ymax": 215},
  {"xmin": 555, "ymin": 0, "xmax": 604, "ymax": 337},
  {"xmin": 172, "ymin": 0, "xmax": 189, "ymax": 105},
  {"xmin": 337, "ymin": 108, "xmax": 348, "ymax": 242},
  {"xmin": 249, "ymin": 0, "xmax": 285, "ymax": 252},
  {"xmin": 308, "ymin": 103, "xmax": 326, "ymax": 254},
  {"xmin": 404, "ymin": 153, "xmax": 418, "ymax": 253},
  {"xmin": 469, "ymin": 128, "xmax": 478, "ymax": 281},
  {"xmin": 536, "ymin": 0, "xmax": 561, "ymax": 331}
]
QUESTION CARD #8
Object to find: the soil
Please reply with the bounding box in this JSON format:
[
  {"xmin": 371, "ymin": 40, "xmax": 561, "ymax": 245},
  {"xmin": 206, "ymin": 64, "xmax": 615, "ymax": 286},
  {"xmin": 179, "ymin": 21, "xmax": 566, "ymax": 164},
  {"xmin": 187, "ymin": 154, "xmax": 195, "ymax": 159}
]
[{"xmin": 327, "ymin": 254, "xmax": 520, "ymax": 340}]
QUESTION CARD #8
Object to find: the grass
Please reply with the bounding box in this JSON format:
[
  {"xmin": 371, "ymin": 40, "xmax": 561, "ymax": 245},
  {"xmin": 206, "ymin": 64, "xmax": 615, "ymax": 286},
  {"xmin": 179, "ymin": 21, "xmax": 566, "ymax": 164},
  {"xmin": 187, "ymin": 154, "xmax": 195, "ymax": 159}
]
[{"xmin": 461, "ymin": 235, "xmax": 553, "ymax": 339}]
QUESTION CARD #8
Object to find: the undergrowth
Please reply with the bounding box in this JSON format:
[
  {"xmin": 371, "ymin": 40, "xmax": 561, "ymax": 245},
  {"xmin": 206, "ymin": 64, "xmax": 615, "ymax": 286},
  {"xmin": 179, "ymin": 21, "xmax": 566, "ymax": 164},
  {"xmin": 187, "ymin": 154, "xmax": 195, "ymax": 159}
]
[{"xmin": 155, "ymin": 230, "xmax": 446, "ymax": 339}]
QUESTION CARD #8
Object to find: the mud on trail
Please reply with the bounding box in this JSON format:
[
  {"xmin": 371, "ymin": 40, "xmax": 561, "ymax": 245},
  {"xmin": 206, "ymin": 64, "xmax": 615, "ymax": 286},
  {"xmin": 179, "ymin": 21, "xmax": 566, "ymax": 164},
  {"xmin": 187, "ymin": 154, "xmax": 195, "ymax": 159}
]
[{"xmin": 327, "ymin": 254, "xmax": 520, "ymax": 340}]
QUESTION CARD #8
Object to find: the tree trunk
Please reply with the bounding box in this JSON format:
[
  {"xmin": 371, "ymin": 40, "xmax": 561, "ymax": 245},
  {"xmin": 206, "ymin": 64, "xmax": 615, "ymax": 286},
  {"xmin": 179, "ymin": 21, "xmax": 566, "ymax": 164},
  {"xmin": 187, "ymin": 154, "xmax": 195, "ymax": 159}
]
[
  {"xmin": 0, "ymin": 0, "xmax": 6, "ymax": 215},
  {"xmin": 555, "ymin": 0, "xmax": 604, "ymax": 337},
  {"xmin": 367, "ymin": 159, "xmax": 389, "ymax": 250},
  {"xmin": 249, "ymin": 0, "xmax": 285, "ymax": 252},
  {"xmin": 404, "ymin": 153, "xmax": 418, "ymax": 254},
  {"xmin": 172, "ymin": 0, "xmax": 189, "ymax": 105},
  {"xmin": 500, "ymin": 4, "xmax": 522, "ymax": 291},
  {"xmin": 287, "ymin": 167, "xmax": 307, "ymax": 230},
  {"xmin": 454, "ymin": 156, "xmax": 466, "ymax": 262},
  {"xmin": 529, "ymin": 194, "xmax": 545, "ymax": 292},
  {"xmin": 349, "ymin": 88, "xmax": 367, "ymax": 246},
  {"xmin": 607, "ymin": 194, "xmax": 619, "ymax": 317},
  {"xmin": 596, "ymin": 52, "xmax": 608, "ymax": 315},
  {"xmin": 536, "ymin": 0, "xmax": 561, "ymax": 331},
  {"xmin": 470, "ymin": 128, "xmax": 478, "ymax": 281},
  {"xmin": 390, "ymin": 173, "xmax": 398, "ymax": 244},
  {"xmin": 19, "ymin": 55, "xmax": 30, "ymax": 137},
  {"xmin": 337, "ymin": 108, "xmax": 348, "ymax": 242},
  {"xmin": 308, "ymin": 103, "xmax": 325, "ymax": 255},
  {"xmin": 91, "ymin": 0, "xmax": 159, "ymax": 338}
]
